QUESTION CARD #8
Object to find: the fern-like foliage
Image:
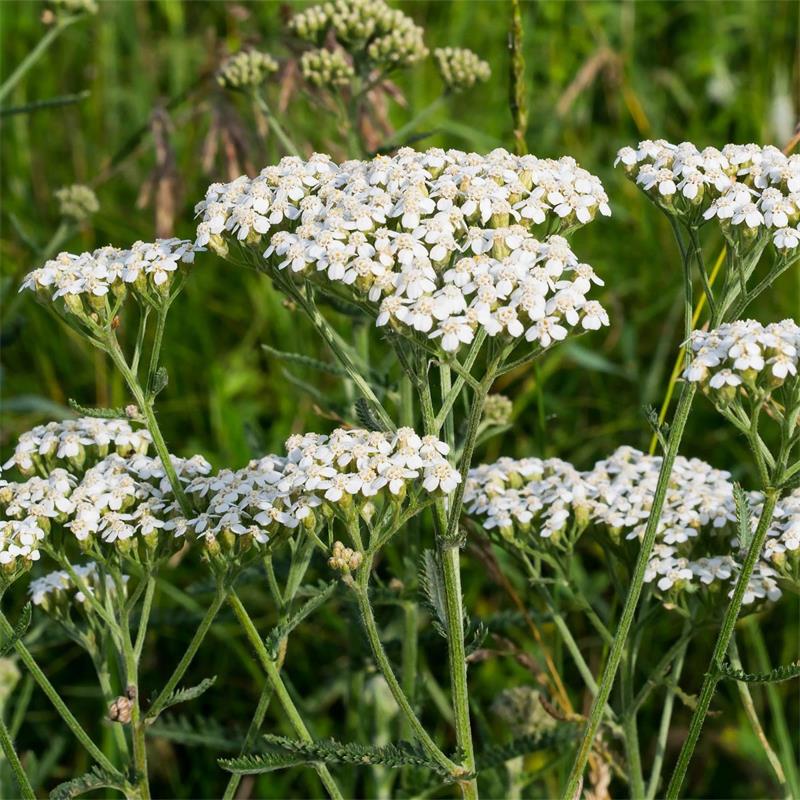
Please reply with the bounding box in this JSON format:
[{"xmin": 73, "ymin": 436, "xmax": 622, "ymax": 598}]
[
  {"xmin": 355, "ymin": 397, "xmax": 386, "ymax": 432},
  {"xmin": 419, "ymin": 549, "xmax": 449, "ymax": 639},
  {"xmin": 49, "ymin": 766, "xmax": 125, "ymax": 800},
  {"xmin": 146, "ymin": 676, "xmax": 216, "ymax": 719},
  {"xmin": 146, "ymin": 713, "xmax": 243, "ymax": 751},
  {"xmin": 264, "ymin": 582, "xmax": 336, "ymax": 659},
  {"xmin": 67, "ymin": 398, "xmax": 130, "ymax": 420},
  {"xmin": 732, "ymin": 483, "xmax": 754, "ymax": 550},
  {"xmin": 715, "ymin": 660, "xmax": 800, "ymax": 684},
  {"xmin": 477, "ymin": 728, "xmax": 575, "ymax": 770},
  {"xmin": 262, "ymin": 344, "xmax": 350, "ymax": 378},
  {"xmin": 0, "ymin": 603, "xmax": 31, "ymax": 656},
  {"xmin": 220, "ymin": 735, "xmax": 452, "ymax": 778}
]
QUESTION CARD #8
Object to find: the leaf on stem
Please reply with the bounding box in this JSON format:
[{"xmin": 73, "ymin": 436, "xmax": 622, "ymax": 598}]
[
  {"xmin": 0, "ymin": 604, "xmax": 31, "ymax": 657},
  {"xmin": 355, "ymin": 397, "xmax": 388, "ymax": 432},
  {"xmin": 477, "ymin": 728, "xmax": 574, "ymax": 770},
  {"xmin": 67, "ymin": 399, "xmax": 131, "ymax": 420},
  {"xmin": 146, "ymin": 713, "xmax": 242, "ymax": 751},
  {"xmin": 264, "ymin": 581, "xmax": 337, "ymax": 659},
  {"xmin": 148, "ymin": 676, "xmax": 217, "ymax": 716},
  {"xmin": 733, "ymin": 483, "xmax": 754, "ymax": 550},
  {"xmin": 220, "ymin": 735, "xmax": 453, "ymax": 778},
  {"xmin": 419, "ymin": 549, "xmax": 448, "ymax": 639},
  {"xmin": 49, "ymin": 766, "xmax": 126, "ymax": 800},
  {"xmin": 714, "ymin": 660, "xmax": 800, "ymax": 684}
]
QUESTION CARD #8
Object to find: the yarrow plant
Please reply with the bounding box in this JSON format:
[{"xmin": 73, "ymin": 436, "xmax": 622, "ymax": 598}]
[{"xmin": 5, "ymin": 10, "xmax": 800, "ymax": 796}]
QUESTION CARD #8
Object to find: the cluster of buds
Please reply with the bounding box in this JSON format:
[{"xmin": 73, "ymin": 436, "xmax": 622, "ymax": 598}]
[
  {"xmin": 684, "ymin": 319, "xmax": 799, "ymax": 409},
  {"xmin": 29, "ymin": 562, "xmax": 128, "ymax": 619},
  {"xmin": 328, "ymin": 540, "xmax": 363, "ymax": 572},
  {"xmin": 55, "ymin": 184, "xmax": 99, "ymax": 223},
  {"xmin": 490, "ymin": 687, "xmax": 556, "ymax": 738},
  {"xmin": 48, "ymin": 0, "xmax": 98, "ymax": 16},
  {"xmin": 195, "ymin": 148, "xmax": 610, "ymax": 357},
  {"xmin": 108, "ymin": 687, "xmax": 136, "ymax": 724},
  {"xmin": 216, "ymin": 50, "xmax": 278, "ymax": 91},
  {"xmin": 289, "ymin": 0, "xmax": 428, "ymax": 71},
  {"xmin": 300, "ymin": 48, "xmax": 355, "ymax": 89},
  {"xmin": 616, "ymin": 140, "xmax": 800, "ymax": 253},
  {"xmin": 19, "ymin": 238, "xmax": 199, "ymax": 326},
  {"xmin": 2, "ymin": 417, "xmax": 151, "ymax": 477},
  {"xmin": 434, "ymin": 48, "xmax": 490, "ymax": 93},
  {"xmin": 482, "ymin": 394, "xmax": 513, "ymax": 426}
]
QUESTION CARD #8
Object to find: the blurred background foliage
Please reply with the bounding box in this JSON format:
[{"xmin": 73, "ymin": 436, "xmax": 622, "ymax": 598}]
[{"xmin": 1, "ymin": 1, "xmax": 798, "ymax": 798}]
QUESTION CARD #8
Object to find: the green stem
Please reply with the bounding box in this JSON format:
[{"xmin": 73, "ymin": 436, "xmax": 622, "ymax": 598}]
[
  {"xmin": 561, "ymin": 380, "xmax": 697, "ymax": 800},
  {"xmin": 115, "ymin": 575, "xmax": 150, "ymax": 800},
  {"xmin": 351, "ymin": 561, "xmax": 461, "ymax": 779},
  {"xmin": 665, "ymin": 489, "xmax": 779, "ymax": 799},
  {"xmin": 0, "ymin": 16, "xmax": 79, "ymax": 105},
  {"xmin": 227, "ymin": 590, "xmax": 344, "ymax": 800},
  {"xmin": 145, "ymin": 306, "xmax": 167, "ymax": 394},
  {"xmin": 727, "ymin": 637, "xmax": 786, "ymax": 792},
  {"xmin": 104, "ymin": 332, "xmax": 192, "ymax": 516},
  {"xmin": 0, "ymin": 713, "xmax": 34, "ymax": 800},
  {"xmin": 90, "ymin": 648, "xmax": 130, "ymax": 760},
  {"xmin": 621, "ymin": 648, "xmax": 645, "ymax": 799},
  {"xmin": 145, "ymin": 590, "xmax": 226, "ymax": 722},
  {"xmin": 645, "ymin": 622, "xmax": 689, "ymax": 800},
  {"xmin": 382, "ymin": 95, "xmax": 447, "ymax": 150},
  {"xmin": 250, "ymin": 89, "xmax": 301, "ymax": 157},
  {"xmin": 0, "ymin": 613, "xmax": 120, "ymax": 776},
  {"xmin": 743, "ymin": 617, "xmax": 800, "ymax": 797},
  {"xmin": 133, "ymin": 576, "xmax": 156, "ymax": 663}
]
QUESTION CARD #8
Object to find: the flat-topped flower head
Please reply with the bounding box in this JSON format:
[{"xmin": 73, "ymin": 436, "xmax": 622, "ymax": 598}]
[
  {"xmin": 434, "ymin": 48, "xmax": 490, "ymax": 93},
  {"xmin": 61, "ymin": 453, "xmax": 210, "ymax": 562},
  {"xmin": 20, "ymin": 238, "xmax": 200, "ymax": 324},
  {"xmin": 196, "ymin": 148, "xmax": 610, "ymax": 356},
  {"xmin": 464, "ymin": 456, "xmax": 589, "ymax": 546},
  {"xmin": 186, "ymin": 426, "xmax": 455, "ymax": 563},
  {"xmin": 55, "ymin": 184, "xmax": 99, "ymax": 223},
  {"xmin": 684, "ymin": 319, "xmax": 800, "ymax": 408},
  {"xmin": 2, "ymin": 417, "xmax": 151, "ymax": 478},
  {"xmin": 616, "ymin": 140, "xmax": 800, "ymax": 250},
  {"xmin": 29, "ymin": 561, "xmax": 128, "ymax": 620}
]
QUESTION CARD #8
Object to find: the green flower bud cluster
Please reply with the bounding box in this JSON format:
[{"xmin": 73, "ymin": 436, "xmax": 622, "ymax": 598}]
[
  {"xmin": 290, "ymin": 0, "xmax": 427, "ymax": 71},
  {"xmin": 217, "ymin": 50, "xmax": 279, "ymax": 91},
  {"xmin": 29, "ymin": 562, "xmax": 128, "ymax": 621},
  {"xmin": 50, "ymin": 0, "xmax": 98, "ymax": 16},
  {"xmin": 434, "ymin": 47, "xmax": 490, "ymax": 93},
  {"xmin": 300, "ymin": 48, "xmax": 355, "ymax": 89},
  {"xmin": 55, "ymin": 184, "xmax": 99, "ymax": 223},
  {"xmin": 482, "ymin": 394, "xmax": 513, "ymax": 426}
]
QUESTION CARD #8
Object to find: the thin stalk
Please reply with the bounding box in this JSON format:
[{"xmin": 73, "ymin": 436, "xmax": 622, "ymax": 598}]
[
  {"xmin": 0, "ymin": 16, "xmax": 79, "ymax": 105},
  {"xmin": 227, "ymin": 590, "xmax": 344, "ymax": 800},
  {"xmin": 645, "ymin": 622, "xmax": 690, "ymax": 800},
  {"xmin": 115, "ymin": 575, "xmax": 150, "ymax": 800},
  {"xmin": 350, "ymin": 562, "xmax": 462, "ymax": 781},
  {"xmin": 727, "ymin": 637, "xmax": 786, "ymax": 791},
  {"xmin": 0, "ymin": 714, "xmax": 34, "ymax": 800},
  {"xmin": 665, "ymin": 490, "xmax": 779, "ymax": 799},
  {"xmin": 621, "ymin": 648, "xmax": 645, "ymax": 799},
  {"xmin": 104, "ymin": 333, "xmax": 192, "ymax": 516},
  {"xmin": 144, "ymin": 306, "xmax": 168, "ymax": 394},
  {"xmin": 145, "ymin": 590, "xmax": 226, "ymax": 722},
  {"xmin": 133, "ymin": 576, "xmax": 156, "ymax": 663},
  {"xmin": 744, "ymin": 617, "xmax": 800, "ymax": 798},
  {"xmin": 382, "ymin": 95, "xmax": 447, "ymax": 150},
  {"xmin": 250, "ymin": 89, "xmax": 301, "ymax": 157},
  {"xmin": 90, "ymin": 649, "xmax": 130, "ymax": 760},
  {"xmin": 0, "ymin": 613, "xmax": 120, "ymax": 776},
  {"xmin": 562, "ymin": 380, "xmax": 697, "ymax": 800}
]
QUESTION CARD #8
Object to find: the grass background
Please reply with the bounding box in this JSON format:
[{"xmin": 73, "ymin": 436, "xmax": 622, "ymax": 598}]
[{"xmin": 1, "ymin": 1, "xmax": 799, "ymax": 798}]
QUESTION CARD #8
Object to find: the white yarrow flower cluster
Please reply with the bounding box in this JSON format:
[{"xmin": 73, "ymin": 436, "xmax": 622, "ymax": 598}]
[
  {"xmin": 29, "ymin": 562, "xmax": 128, "ymax": 612},
  {"xmin": 187, "ymin": 427, "xmax": 457, "ymax": 553},
  {"xmin": 464, "ymin": 456, "xmax": 588, "ymax": 542},
  {"xmin": 20, "ymin": 239, "xmax": 199, "ymax": 318},
  {"xmin": 616, "ymin": 140, "xmax": 800, "ymax": 250},
  {"xmin": 2, "ymin": 418, "xmax": 151, "ymax": 477},
  {"xmin": 684, "ymin": 319, "xmax": 799, "ymax": 402},
  {"xmin": 466, "ymin": 445, "xmax": 796, "ymax": 605},
  {"xmin": 195, "ymin": 148, "xmax": 610, "ymax": 354}
]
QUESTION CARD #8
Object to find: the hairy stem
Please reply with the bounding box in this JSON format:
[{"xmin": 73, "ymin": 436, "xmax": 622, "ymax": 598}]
[
  {"xmin": 227, "ymin": 590, "xmax": 344, "ymax": 800},
  {"xmin": 665, "ymin": 489, "xmax": 779, "ymax": 798},
  {"xmin": 0, "ymin": 713, "xmax": 34, "ymax": 800},
  {"xmin": 0, "ymin": 612, "xmax": 120, "ymax": 776},
  {"xmin": 562, "ymin": 380, "xmax": 697, "ymax": 799}
]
